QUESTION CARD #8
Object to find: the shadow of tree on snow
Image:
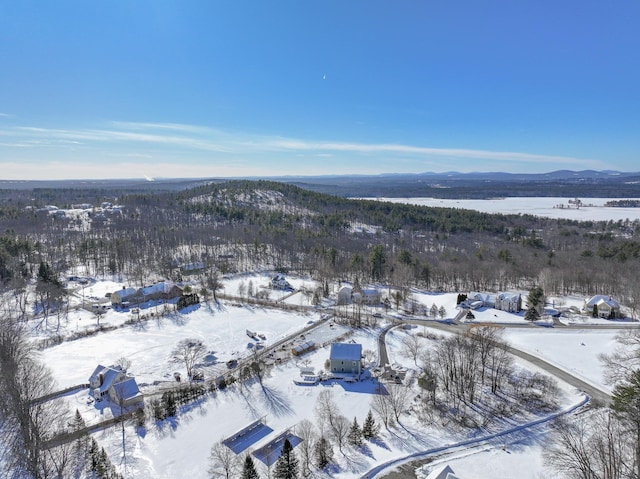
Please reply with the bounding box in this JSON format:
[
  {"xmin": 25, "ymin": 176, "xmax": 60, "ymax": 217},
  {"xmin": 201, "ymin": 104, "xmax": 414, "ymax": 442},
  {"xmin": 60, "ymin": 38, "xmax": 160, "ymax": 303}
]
[{"xmin": 259, "ymin": 384, "xmax": 294, "ymax": 418}]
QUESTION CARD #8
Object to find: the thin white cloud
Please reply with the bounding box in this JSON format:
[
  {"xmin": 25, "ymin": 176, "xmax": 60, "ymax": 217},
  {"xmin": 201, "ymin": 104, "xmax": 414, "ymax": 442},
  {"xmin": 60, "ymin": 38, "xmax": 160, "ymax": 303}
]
[
  {"xmin": 266, "ymin": 139, "xmax": 599, "ymax": 166},
  {"xmin": 11, "ymin": 126, "xmax": 233, "ymax": 153},
  {"xmin": 0, "ymin": 120, "xmax": 608, "ymax": 179}
]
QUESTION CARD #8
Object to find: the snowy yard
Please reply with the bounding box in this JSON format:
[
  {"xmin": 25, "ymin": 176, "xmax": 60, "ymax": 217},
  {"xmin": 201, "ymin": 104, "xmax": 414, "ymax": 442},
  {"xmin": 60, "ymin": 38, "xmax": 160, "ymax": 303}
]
[{"xmin": 25, "ymin": 276, "xmax": 639, "ymax": 478}]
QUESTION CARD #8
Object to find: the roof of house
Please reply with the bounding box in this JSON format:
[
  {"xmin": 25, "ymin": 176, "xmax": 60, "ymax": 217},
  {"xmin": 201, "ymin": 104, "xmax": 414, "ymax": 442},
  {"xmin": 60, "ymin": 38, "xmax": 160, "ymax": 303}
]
[
  {"xmin": 330, "ymin": 342, "xmax": 362, "ymax": 361},
  {"xmin": 89, "ymin": 365, "xmax": 124, "ymax": 394},
  {"xmin": 425, "ymin": 465, "xmax": 459, "ymax": 479},
  {"xmin": 362, "ymin": 288, "xmax": 380, "ymax": 296},
  {"xmin": 181, "ymin": 262, "xmax": 205, "ymax": 271},
  {"xmin": 585, "ymin": 295, "xmax": 619, "ymax": 309},
  {"xmin": 140, "ymin": 281, "xmax": 182, "ymax": 296},
  {"xmin": 497, "ymin": 292, "xmax": 520, "ymax": 301},
  {"xmin": 112, "ymin": 287, "xmax": 138, "ymax": 299},
  {"xmin": 469, "ymin": 292, "xmax": 496, "ymax": 303},
  {"xmin": 112, "ymin": 377, "xmax": 142, "ymax": 402}
]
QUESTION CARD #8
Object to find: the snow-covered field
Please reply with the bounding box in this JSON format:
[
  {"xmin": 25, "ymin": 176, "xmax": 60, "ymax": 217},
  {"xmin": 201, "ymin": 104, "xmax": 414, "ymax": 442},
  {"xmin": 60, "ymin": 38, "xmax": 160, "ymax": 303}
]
[
  {"xmin": 367, "ymin": 197, "xmax": 640, "ymax": 221},
  {"xmin": 26, "ymin": 276, "xmax": 639, "ymax": 479}
]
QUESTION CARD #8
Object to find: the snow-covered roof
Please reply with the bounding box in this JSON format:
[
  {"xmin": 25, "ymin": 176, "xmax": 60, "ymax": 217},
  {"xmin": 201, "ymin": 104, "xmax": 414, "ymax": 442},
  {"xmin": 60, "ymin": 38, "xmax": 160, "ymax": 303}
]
[
  {"xmin": 425, "ymin": 464, "xmax": 460, "ymax": 479},
  {"xmin": 585, "ymin": 295, "xmax": 619, "ymax": 309},
  {"xmin": 112, "ymin": 377, "xmax": 142, "ymax": 402},
  {"xmin": 497, "ymin": 292, "xmax": 520, "ymax": 301},
  {"xmin": 89, "ymin": 364, "xmax": 124, "ymax": 394},
  {"xmin": 362, "ymin": 288, "xmax": 380, "ymax": 296},
  {"xmin": 112, "ymin": 287, "xmax": 138, "ymax": 299},
  {"xmin": 141, "ymin": 281, "xmax": 180, "ymax": 296},
  {"xmin": 469, "ymin": 292, "xmax": 496, "ymax": 303},
  {"xmin": 330, "ymin": 342, "xmax": 362, "ymax": 361}
]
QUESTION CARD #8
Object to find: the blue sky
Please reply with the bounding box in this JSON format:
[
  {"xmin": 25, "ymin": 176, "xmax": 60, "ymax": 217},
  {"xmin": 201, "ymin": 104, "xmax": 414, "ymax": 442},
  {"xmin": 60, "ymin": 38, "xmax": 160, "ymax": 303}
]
[{"xmin": 0, "ymin": 1, "xmax": 638, "ymax": 180}]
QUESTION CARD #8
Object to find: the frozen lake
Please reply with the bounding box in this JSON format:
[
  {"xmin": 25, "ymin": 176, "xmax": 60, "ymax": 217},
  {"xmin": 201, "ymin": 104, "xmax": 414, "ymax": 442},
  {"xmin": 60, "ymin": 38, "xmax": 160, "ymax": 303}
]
[{"xmin": 365, "ymin": 197, "xmax": 640, "ymax": 222}]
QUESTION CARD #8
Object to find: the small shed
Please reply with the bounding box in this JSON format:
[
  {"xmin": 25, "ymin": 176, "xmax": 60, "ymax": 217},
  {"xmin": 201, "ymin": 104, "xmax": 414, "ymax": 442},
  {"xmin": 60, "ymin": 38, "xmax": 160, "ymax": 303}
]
[{"xmin": 292, "ymin": 341, "xmax": 315, "ymax": 356}]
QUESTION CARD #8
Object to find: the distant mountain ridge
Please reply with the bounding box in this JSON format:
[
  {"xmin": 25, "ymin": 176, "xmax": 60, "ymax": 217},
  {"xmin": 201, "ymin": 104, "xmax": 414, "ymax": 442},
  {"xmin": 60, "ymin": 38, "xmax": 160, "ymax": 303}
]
[
  {"xmin": 273, "ymin": 170, "xmax": 640, "ymax": 199},
  {"xmin": 1, "ymin": 170, "xmax": 639, "ymax": 199}
]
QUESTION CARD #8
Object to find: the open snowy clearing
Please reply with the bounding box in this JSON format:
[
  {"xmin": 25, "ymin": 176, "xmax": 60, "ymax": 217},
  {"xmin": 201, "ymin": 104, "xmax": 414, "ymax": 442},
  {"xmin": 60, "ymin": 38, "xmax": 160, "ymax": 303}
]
[
  {"xmin": 369, "ymin": 196, "xmax": 640, "ymax": 221},
  {"xmin": 27, "ymin": 276, "xmax": 638, "ymax": 478}
]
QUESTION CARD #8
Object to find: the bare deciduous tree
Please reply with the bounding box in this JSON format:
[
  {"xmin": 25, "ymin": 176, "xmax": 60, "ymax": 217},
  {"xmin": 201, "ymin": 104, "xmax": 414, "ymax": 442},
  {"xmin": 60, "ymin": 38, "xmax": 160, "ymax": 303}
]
[
  {"xmin": 171, "ymin": 338, "xmax": 207, "ymax": 379},
  {"xmin": 544, "ymin": 410, "xmax": 634, "ymax": 479},
  {"xmin": 372, "ymin": 389, "xmax": 394, "ymax": 429},
  {"xmin": 208, "ymin": 441, "xmax": 240, "ymax": 479},
  {"xmin": 294, "ymin": 419, "xmax": 317, "ymax": 476},
  {"xmin": 314, "ymin": 390, "xmax": 337, "ymax": 436},
  {"xmin": 401, "ymin": 333, "xmax": 421, "ymax": 366},
  {"xmin": 328, "ymin": 415, "xmax": 350, "ymax": 454},
  {"xmin": 386, "ymin": 384, "xmax": 410, "ymax": 424},
  {"xmin": 600, "ymin": 328, "xmax": 640, "ymax": 385}
]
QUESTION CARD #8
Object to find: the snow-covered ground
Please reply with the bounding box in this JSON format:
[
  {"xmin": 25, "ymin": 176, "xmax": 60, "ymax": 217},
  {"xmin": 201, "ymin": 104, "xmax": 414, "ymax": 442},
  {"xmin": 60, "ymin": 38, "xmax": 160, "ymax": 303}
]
[
  {"xmin": 25, "ymin": 276, "xmax": 639, "ymax": 479},
  {"xmin": 366, "ymin": 197, "xmax": 640, "ymax": 221}
]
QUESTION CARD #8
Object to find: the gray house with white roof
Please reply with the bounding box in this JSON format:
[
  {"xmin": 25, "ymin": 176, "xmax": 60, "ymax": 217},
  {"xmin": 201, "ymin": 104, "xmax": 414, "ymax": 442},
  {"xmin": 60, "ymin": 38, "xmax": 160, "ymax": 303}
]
[{"xmin": 329, "ymin": 342, "xmax": 362, "ymax": 378}]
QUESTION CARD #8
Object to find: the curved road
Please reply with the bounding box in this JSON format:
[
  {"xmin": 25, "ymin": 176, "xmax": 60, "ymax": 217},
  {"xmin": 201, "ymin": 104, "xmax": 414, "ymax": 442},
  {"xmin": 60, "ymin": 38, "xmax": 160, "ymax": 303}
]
[{"xmin": 372, "ymin": 318, "xmax": 613, "ymax": 479}]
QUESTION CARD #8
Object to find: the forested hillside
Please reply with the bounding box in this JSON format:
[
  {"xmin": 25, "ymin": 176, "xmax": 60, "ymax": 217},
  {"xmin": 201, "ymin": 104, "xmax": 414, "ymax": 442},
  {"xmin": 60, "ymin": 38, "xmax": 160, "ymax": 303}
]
[{"xmin": 1, "ymin": 179, "xmax": 639, "ymax": 311}]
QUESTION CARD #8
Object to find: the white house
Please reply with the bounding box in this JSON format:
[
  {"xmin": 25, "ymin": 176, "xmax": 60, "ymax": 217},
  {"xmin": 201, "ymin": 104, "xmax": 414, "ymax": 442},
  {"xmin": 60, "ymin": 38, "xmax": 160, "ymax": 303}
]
[
  {"xmin": 468, "ymin": 292, "xmax": 496, "ymax": 308},
  {"xmin": 329, "ymin": 342, "xmax": 362, "ymax": 378},
  {"xmin": 584, "ymin": 295, "xmax": 621, "ymax": 319},
  {"xmin": 88, "ymin": 365, "xmax": 144, "ymax": 407}
]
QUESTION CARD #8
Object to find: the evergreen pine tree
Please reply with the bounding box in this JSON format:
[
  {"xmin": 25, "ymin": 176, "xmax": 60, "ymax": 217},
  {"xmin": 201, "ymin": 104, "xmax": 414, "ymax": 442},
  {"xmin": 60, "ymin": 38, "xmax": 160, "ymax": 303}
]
[
  {"xmin": 524, "ymin": 306, "xmax": 540, "ymax": 322},
  {"xmin": 88, "ymin": 437, "xmax": 100, "ymax": 474},
  {"xmin": 71, "ymin": 409, "xmax": 89, "ymax": 475},
  {"xmin": 347, "ymin": 417, "xmax": 363, "ymax": 446},
  {"xmin": 313, "ymin": 436, "xmax": 333, "ymax": 469},
  {"xmin": 274, "ymin": 437, "xmax": 299, "ymax": 479},
  {"xmin": 98, "ymin": 447, "xmax": 110, "ymax": 478},
  {"xmin": 362, "ymin": 409, "xmax": 379, "ymax": 440},
  {"xmin": 242, "ymin": 454, "xmax": 260, "ymax": 479},
  {"xmin": 162, "ymin": 390, "xmax": 177, "ymax": 417}
]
